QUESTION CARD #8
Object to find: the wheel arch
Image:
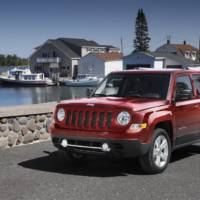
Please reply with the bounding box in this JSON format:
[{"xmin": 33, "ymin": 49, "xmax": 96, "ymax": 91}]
[{"xmin": 154, "ymin": 121, "xmax": 174, "ymax": 145}]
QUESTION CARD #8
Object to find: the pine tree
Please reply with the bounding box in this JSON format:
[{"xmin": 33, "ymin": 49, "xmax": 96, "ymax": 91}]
[{"xmin": 134, "ymin": 9, "xmax": 151, "ymax": 51}]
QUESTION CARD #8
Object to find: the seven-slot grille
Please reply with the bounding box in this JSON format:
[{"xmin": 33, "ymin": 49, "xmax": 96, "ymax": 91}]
[{"xmin": 65, "ymin": 109, "xmax": 113, "ymax": 130}]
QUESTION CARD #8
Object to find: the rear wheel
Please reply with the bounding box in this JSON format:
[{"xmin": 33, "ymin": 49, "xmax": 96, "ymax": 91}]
[{"xmin": 140, "ymin": 128, "xmax": 171, "ymax": 174}]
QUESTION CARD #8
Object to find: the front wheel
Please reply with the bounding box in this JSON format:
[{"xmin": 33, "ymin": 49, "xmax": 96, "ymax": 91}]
[{"xmin": 140, "ymin": 128, "xmax": 171, "ymax": 174}]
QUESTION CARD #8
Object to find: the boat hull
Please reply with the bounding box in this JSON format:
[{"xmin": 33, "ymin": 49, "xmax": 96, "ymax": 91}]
[
  {"xmin": 64, "ymin": 80, "xmax": 99, "ymax": 87},
  {"xmin": 0, "ymin": 77, "xmax": 54, "ymax": 86}
]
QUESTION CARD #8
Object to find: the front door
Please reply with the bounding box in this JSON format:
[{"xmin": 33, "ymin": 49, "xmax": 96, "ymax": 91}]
[
  {"xmin": 173, "ymin": 75, "xmax": 200, "ymax": 145},
  {"xmin": 73, "ymin": 65, "xmax": 78, "ymax": 79}
]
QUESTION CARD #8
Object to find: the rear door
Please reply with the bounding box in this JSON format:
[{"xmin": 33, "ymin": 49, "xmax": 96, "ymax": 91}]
[{"xmin": 191, "ymin": 73, "xmax": 200, "ymax": 136}]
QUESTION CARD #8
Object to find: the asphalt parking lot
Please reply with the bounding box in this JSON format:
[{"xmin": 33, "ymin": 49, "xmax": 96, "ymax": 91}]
[{"xmin": 0, "ymin": 141, "xmax": 199, "ymax": 200}]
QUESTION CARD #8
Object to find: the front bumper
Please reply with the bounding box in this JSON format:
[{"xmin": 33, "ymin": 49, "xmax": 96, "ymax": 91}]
[{"xmin": 51, "ymin": 135, "xmax": 150, "ymax": 158}]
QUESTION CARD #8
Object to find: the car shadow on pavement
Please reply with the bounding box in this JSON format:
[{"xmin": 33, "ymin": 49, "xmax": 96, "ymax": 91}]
[
  {"xmin": 171, "ymin": 144, "xmax": 200, "ymax": 162},
  {"xmin": 18, "ymin": 150, "xmax": 143, "ymax": 177},
  {"xmin": 18, "ymin": 144, "xmax": 199, "ymax": 177}
]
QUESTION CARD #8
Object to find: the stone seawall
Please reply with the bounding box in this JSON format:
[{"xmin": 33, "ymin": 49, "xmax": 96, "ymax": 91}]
[{"xmin": 0, "ymin": 102, "xmax": 57, "ymax": 149}]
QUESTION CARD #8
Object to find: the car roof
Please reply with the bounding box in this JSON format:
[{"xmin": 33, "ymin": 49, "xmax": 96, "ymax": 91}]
[{"xmin": 111, "ymin": 68, "xmax": 200, "ymax": 75}]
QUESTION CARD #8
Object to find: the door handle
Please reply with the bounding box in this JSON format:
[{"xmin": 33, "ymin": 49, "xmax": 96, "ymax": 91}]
[{"xmin": 193, "ymin": 104, "xmax": 199, "ymax": 109}]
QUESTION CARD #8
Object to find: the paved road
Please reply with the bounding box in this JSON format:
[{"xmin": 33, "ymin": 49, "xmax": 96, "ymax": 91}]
[{"xmin": 0, "ymin": 141, "xmax": 199, "ymax": 200}]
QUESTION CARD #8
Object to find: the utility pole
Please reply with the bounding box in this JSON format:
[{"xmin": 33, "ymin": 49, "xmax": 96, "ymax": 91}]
[
  {"xmin": 120, "ymin": 36, "xmax": 124, "ymax": 55},
  {"xmin": 199, "ymin": 36, "xmax": 200, "ymax": 63}
]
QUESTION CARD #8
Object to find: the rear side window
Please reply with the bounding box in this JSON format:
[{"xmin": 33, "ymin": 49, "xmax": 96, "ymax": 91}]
[{"xmin": 192, "ymin": 74, "xmax": 200, "ymax": 95}]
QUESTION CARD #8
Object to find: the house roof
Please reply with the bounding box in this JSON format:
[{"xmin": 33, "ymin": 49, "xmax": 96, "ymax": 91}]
[
  {"xmin": 58, "ymin": 38, "xmax": 96, "ymax": 56},
  {"xmin": 95, "ymin": 52, "xmax": 123, "ymax": 61},
  {"xmin": 145, "ymin": 51, "xmax": 197, "ymax": 65},
  {"xmin": 125, "ymin": 51, "xmax": 197, "ymax": 66},
  {"xmin": 59, "ymin": 38, "xmax": 99, "ymax": 47},
  {"xmin": 49, "ymin": 39, "xmax": 79, "ymax": 58},
  {"xmin": 31, "ymin": 38, "xmax": 119, "ymax": 59},
  {"xmin": 172, "ymin": 44, "xmax": 198, "ymax": 51},
  {"xmin": 171, "ymin": 44, "xmax": 199, "ymax": 55},
  {"xmin": 156, "ymin": 43, "xmax": 199, "ymax": 56}
]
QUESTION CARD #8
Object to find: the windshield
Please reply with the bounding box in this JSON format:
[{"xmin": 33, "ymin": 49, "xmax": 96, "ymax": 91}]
[{"xmin": 93, "ymin": 73, "xmax": 170, "ymax": 99}]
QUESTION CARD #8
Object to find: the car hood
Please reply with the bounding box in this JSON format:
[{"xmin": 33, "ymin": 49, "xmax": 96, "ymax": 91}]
[{"xmin": 60, "ymin": 97, "xmax": 168, "ymax": 112}]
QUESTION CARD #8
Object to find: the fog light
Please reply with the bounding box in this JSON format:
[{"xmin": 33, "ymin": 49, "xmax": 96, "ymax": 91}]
[
  {"xmin": 101, "ymin": 143, "xmax": 111, "ymax": 152},
  {"xmin": 61, "ymin": 139, "xmax": 68, "ymax": 148},
  {"xmin": 130, "ymin": 123, "xmax": 147, "ymax": 131}
]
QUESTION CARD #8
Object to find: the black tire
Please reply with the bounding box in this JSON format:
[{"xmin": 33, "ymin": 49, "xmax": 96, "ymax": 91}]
[{"xmin": 139, "ymin": 128, "xmax": 171, "ymax": 174}]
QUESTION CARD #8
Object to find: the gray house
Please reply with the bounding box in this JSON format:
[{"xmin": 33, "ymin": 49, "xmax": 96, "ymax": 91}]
[
  {"xmin": 156, "ymin": 40, "xmax": 199, "ymax": 61},
  {"xmin": 123, "ymin": 51, "xmax": 199, "ymax": 70},
  {"xmin": 29, "ymin": 38, "xmax": 120, "ymax": 78}
]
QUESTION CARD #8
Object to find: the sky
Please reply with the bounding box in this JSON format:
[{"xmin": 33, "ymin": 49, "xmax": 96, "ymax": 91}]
[{"xmin": 0, "ymin": 0, "xmax": 200, "ymax": 58}]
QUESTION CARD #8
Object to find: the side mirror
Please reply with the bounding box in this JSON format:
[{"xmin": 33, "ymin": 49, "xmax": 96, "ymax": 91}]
[
  {"xmin": 86, "ymin": 88, "xmax": 94, "ymax": 98},
  {"xmin": 175, "ymin": 89, "xmax": 192, "ymax": 101}
]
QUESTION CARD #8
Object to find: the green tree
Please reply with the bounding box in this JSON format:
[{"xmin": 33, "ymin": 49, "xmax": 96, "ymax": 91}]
[
  {"xmin": 0, "ymin": 54, "xmax": 6, "ymax": 66},
  {"xmin": 0, "ymin": 54, "xmax": 28, "ymax": 66},
  {"xmin": 134, "ymin": 9, "xmax": 151, "ymax": 51}
]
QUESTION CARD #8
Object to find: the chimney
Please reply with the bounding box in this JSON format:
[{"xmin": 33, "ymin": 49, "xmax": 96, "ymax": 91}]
[
  {"xmin": 183, "ymin": 40, "xmax": 187, "ymax": 45},
  {"xmin": 166, "ymin": 35, "xmax": 171, "ymax": 44}
]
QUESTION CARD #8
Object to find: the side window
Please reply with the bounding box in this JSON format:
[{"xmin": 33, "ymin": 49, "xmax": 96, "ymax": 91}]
[
  {"xmin": 192, "ymin": 74, "xmax": 200, "ymax": 95},
  {"xmin": 175, "ymin": 76, "xmax": 193, "ymax": 101}
]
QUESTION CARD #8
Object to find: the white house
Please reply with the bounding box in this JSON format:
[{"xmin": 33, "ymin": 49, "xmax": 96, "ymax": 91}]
[
  {"xmin": 79, "ymin": 52, "xmax": 123, "ymax": 77},
  {"xmin": 123, "ymin": 51, "xmax": 198, "ymax": 70}
]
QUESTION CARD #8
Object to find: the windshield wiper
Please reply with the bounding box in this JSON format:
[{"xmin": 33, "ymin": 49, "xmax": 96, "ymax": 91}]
[
  {"xmin": 93, "ymin": 94, "xmax": 117, "ymax": 97},
  {"xmin": 124, "ymin": 94, "xmax": 161, "ymax": 99},
  {"xmin": 124, "ymin": 94, "xmax": 142, "ymax": 98},
  {"xmin": 92, "ymin": 94, "xmax": 106, "ymax": 97}
]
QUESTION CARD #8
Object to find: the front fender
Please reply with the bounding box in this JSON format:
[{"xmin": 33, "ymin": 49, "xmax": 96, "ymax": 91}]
[{"xmin": 146, "ymin": 110, "xmax": 174, "ymax": 142}]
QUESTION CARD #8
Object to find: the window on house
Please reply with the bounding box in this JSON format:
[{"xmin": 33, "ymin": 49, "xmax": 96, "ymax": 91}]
[
  {"xmin": 185, "ymin": 52, "xmax": 190, "ymax": 59},
  {"xmin": 191, "ymin": 52, "xmax": 197, "ymax": 60},
  {"xmin": 42, "ymin": 52, "xmax": 49, "ymax": 58},
  {"xmin": 53, "ymin": 51, "xmax": 57, "ymax": 57}
]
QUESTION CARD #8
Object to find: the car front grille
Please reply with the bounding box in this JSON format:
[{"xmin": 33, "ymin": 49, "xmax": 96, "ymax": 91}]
[{"xmin": 65, "ymin": 109, "xmax": 113, "ymax": 130}]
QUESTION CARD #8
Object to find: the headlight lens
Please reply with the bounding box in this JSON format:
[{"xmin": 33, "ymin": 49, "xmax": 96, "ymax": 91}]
[
  {"xmin": 117, "ymin": 111, "xmax": 131, "ymax": 126},
  {"xmin": 57, "ymin": 108, "xmax": 65, "ymax": 121}
]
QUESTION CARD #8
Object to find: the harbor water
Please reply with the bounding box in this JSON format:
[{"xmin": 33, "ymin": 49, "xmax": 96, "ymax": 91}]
[{"xmin": 0, "ymin": 85, "xmax": 94, "ymax": 107}]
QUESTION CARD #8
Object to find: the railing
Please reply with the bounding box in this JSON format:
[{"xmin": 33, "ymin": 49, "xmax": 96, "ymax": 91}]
[{"xmin": 36, "ymin": 57, "xmax": 61, "ymax": 63}]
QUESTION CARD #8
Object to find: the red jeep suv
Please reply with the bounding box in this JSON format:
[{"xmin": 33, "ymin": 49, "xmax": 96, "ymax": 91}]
[{"xmin": 50, "ymin": 69, "xmax": 200, "ymax": 173}]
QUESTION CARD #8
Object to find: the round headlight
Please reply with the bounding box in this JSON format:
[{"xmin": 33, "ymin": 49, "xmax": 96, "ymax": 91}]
[
  {"xmin": 117, "ymin": 111, "xmax": 131, "ymax": 126},
  {"xmin": 57, "ymin": 108, "xmax": 65, "ymax": 121}
]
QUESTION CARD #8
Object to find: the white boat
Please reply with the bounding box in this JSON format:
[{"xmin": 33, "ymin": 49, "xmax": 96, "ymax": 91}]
[
  {"xmin": 0, "ymin": 68, "xmax": 55, "ymax": 86},
  {"xmin": 64, "ymin": 74, "xmax": 102, "ymax": 87}
]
